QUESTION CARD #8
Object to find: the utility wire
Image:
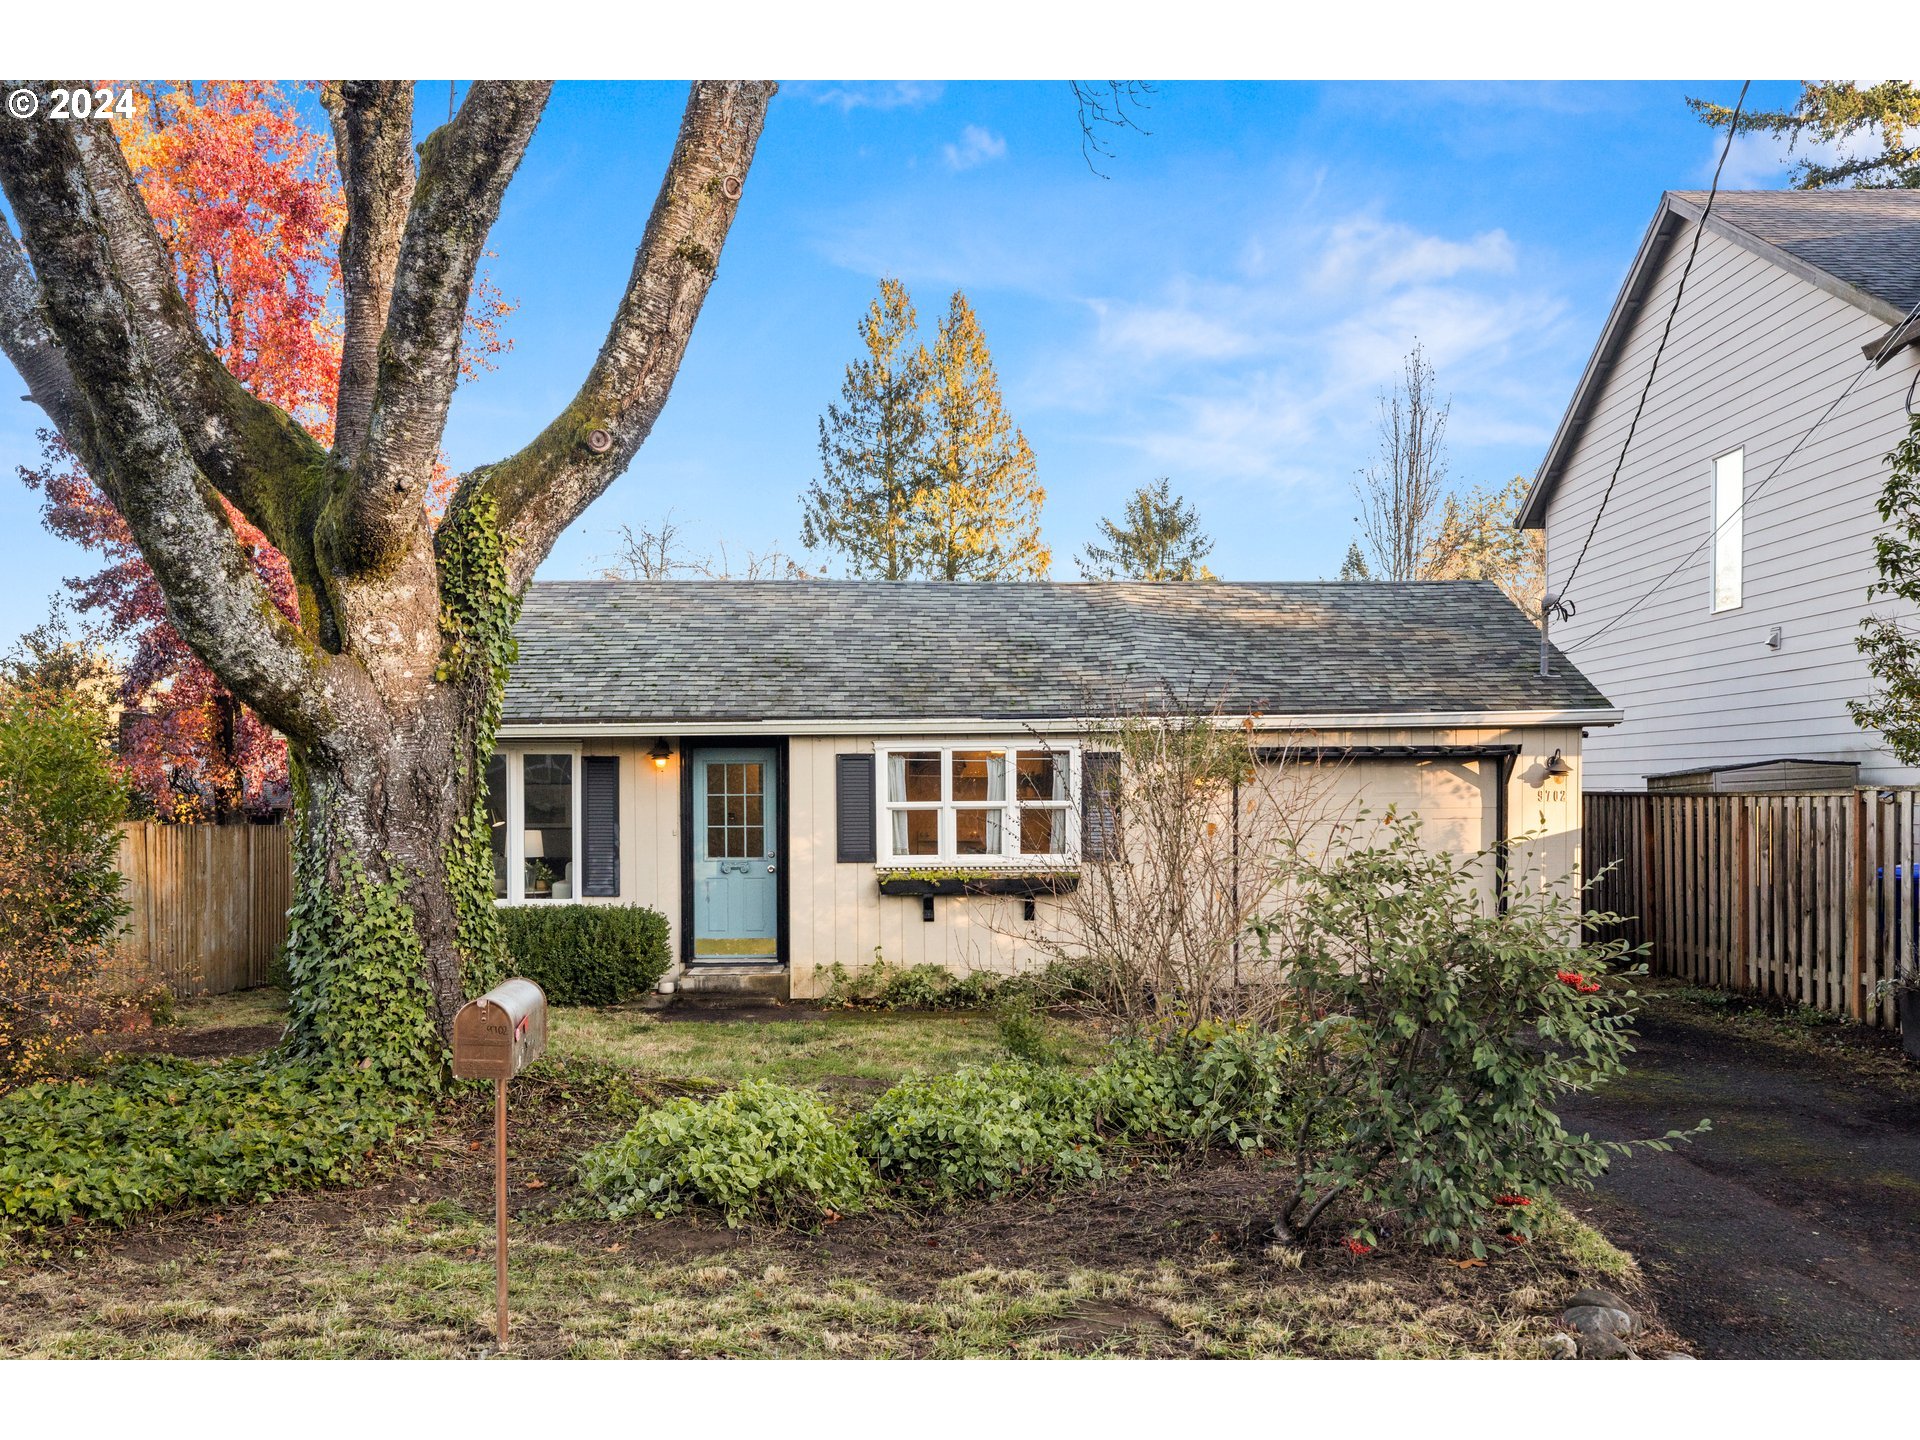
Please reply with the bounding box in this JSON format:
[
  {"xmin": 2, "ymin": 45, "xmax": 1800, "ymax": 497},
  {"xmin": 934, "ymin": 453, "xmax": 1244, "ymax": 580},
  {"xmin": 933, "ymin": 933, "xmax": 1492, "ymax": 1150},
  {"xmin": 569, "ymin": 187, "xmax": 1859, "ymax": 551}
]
[
  {"xmin": 1557, "ymin": 80, "xmax": 1751, "ymax": 602},
  {"xmin": 1564, "ymin": 297, "xmax": 1920, "ymax": 656}
]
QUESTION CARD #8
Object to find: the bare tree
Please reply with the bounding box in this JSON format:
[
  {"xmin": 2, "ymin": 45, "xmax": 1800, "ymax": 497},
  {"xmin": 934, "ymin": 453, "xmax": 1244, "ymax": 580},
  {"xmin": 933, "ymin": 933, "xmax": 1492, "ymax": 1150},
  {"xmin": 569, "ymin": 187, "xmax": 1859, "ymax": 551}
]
[
  {"xmin": 0, "ymin": 80, "xmax": 775, "ymax": 1058},
  {"xmin": 601, "ymin": 512, "xmax": 819, "ymax": 581},
  {"xmin": 1011, "ymin": 700, "xmax": 1349, "ymax": 1034},
  {"xmin": 1069, "ymin": 82, "xmax": 1155, "ymax": 177},
  {"xmin": 1350, "ymin": 341, "xmax": 1451, "ymax": 582}
]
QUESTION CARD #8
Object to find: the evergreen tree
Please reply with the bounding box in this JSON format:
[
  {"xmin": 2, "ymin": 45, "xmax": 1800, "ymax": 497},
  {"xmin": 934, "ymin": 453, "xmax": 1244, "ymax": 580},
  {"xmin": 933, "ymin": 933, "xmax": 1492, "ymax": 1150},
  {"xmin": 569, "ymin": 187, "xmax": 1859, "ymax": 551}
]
[
  {"xmin": 800, "ymin": 279, "xmax": 930, "ymax": 579},
  {"xmin": 917, "ymin": 292, "xmax": 1050, "ymax": 580},
  {"xmin": 1337, "ymin": 541, "xmax": 1372, "ymax": 581},
  {"xmin": 1077, "ymin": 478, "xmax": 1215, "ymax": 580},
  {"xmin": 1691, "ymin": 82, "xmax": 1920, "ymax": 189}
]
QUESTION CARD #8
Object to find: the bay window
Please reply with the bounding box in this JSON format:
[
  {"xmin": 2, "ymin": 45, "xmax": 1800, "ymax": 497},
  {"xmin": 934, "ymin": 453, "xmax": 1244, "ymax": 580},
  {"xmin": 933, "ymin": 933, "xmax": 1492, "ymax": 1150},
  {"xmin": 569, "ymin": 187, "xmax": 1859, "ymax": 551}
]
[
  {"xmin": 877, "ymin": 742, "xmax": 1077, "ymax": 865},
  {"xmin": 484, "ymin": 747, "xmax": 582, "ymax": 902}
]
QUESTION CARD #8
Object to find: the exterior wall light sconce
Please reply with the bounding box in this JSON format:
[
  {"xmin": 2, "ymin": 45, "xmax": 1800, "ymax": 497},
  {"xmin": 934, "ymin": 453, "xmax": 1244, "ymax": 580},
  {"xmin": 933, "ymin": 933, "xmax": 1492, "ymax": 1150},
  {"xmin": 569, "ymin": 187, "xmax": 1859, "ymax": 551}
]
[
  {"xmin": 650, "ymin": 738, "xmax": 672, "ymax": 771},
  {"xmin": 1544, "ymin": 749, "xmax": 1570, "ymax": 781}
]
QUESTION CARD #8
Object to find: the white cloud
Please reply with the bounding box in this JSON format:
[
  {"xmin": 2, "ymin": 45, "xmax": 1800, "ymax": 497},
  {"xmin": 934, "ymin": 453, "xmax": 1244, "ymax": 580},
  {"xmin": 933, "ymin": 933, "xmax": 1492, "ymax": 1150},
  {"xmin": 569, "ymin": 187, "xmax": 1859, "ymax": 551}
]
[
  {"xmin": 793, "ymin": 81, "xmax": 944, "ymax": 112},
  {"xmin": 1033, "ymin": 208, "xmax": 1572, "ymax": 486},
  {"xmin": 943, "ymin": 125, "xmax": 1007, "ymax": 172},
  {"xmin": 1711, "ymin": 122, "xmax": 1889, "ymax": 189}
]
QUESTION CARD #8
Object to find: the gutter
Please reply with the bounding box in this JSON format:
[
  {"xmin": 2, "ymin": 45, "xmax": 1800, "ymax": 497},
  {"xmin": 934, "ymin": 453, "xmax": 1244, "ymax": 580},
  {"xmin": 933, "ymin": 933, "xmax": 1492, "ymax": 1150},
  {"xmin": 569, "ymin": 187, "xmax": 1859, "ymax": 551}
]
[{"xmin": 497, "ymin": 709, "xmax": 1622, "ymax": 741}]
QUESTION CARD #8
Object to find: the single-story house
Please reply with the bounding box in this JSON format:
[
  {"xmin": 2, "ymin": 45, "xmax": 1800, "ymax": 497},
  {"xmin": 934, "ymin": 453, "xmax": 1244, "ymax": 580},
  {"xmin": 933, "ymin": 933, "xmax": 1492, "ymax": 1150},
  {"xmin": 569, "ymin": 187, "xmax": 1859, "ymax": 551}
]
[
  {"xmin": 1519, "ymin": 188, "xmax": 1920, "ymax": 789},
  {"xmin": 495, "ymin": 579, "xmax": 1616, "ymax": 998}
]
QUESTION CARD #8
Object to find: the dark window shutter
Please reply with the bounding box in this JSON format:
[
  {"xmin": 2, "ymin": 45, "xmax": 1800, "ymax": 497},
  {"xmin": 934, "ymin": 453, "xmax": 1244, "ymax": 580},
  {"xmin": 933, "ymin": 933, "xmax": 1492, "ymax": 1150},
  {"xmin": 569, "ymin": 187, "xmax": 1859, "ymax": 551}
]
[
  {"xmin": 582, "ymin": 755, "xmax": 620, "ymax": 896},
  {"xmin": 1081, "ymin": 751, "xmax": 1120, "ymax": 860},
  {"xmin": 836, "ymin": 753, "xmax": 877, "ymax": 863}
]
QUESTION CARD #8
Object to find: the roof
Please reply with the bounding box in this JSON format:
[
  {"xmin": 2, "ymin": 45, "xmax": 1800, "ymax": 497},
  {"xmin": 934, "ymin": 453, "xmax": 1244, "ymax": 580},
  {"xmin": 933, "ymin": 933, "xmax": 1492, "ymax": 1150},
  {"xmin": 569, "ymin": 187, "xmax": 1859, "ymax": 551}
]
[
  {"xmin": 500, "ymin": 580, "xmax": 1613, "ymax": 729},
  {"xmin": 1518, "ymin": 188, "xmax": 1920, "ymax": 529}
]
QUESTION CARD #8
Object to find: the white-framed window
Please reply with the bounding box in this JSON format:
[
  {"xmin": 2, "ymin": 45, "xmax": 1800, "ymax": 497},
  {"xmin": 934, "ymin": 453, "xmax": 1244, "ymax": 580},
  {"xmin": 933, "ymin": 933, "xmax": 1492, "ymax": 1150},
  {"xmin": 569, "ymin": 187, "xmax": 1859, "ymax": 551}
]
[
  {"xmin": 484, "ymin": 746, "xmax": 583, "ymax": 903},
  {"xmin": 875, "ymin": 741, "xmax": 1079, "ymax": 865},
  {"xmin": 1712, "ymin": 446, "xmax": 1744, "ymax": 613}
]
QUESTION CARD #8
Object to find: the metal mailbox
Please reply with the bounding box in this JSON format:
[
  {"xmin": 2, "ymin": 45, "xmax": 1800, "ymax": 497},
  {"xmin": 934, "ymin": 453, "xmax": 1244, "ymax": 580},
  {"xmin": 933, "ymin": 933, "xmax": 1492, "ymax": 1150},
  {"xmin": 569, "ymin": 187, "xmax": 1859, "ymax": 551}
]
[{"xmin": 451, "ymin": 978, "xmax": 548, "ymax": 1081}]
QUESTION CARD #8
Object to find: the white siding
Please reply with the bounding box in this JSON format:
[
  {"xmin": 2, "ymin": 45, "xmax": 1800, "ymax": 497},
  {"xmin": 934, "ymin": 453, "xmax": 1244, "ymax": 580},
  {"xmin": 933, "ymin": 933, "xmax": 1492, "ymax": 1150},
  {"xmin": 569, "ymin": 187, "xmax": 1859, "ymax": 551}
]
[
  {"xmin": 784, "ymin": 726, "xmax": 1583, "ymax": 998},
  {"xmin": 1542, "ymin": 217, "xmax": 1920, "ymax": 789}
]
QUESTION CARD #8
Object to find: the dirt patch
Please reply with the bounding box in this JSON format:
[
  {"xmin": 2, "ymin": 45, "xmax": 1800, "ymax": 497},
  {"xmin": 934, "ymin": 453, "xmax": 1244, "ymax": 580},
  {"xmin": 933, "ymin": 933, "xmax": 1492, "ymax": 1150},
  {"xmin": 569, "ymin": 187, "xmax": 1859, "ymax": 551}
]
[
  {"xmin": 1559, "ymin": 996, "xmax": 1920, "ymax": 1358},
  {"xmin": 106, "ymin": 1024, "xmax": 284, "ymax": 1060}
]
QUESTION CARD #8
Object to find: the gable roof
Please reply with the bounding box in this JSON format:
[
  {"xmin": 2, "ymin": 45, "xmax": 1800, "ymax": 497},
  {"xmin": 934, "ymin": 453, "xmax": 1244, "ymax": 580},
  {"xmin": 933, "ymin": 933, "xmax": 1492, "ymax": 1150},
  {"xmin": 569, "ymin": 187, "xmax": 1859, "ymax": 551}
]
[
  {"xmin": 501, "ymin": 580, "xmax": 1614, "ymax": 731},
  {"xmin": 1518, "ymin": 188, "xmax": 1920, "ymax": 529}
]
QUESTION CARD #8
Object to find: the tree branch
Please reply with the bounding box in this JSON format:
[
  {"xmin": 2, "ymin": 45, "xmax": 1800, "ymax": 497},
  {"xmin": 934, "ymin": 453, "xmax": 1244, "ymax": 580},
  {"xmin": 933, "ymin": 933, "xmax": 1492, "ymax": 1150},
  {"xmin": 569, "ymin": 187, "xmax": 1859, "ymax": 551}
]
[
  {"xmin": 0, "ymin": 81, "xmax": 342, "ymax": 742},
  {"xmin": 334, "ymin": 80, "xmax": 550, "ymax": 575},
  {"xmin": 321, "ymin": 80, "xmax": 417, "ymax": 472},
  {"xmin": 463, "ymin": 80, "xmax": 776, "ymax": 590},
  {"xmin": 0, "ymin": 212, "xmax": 84, "ymax": 434}
]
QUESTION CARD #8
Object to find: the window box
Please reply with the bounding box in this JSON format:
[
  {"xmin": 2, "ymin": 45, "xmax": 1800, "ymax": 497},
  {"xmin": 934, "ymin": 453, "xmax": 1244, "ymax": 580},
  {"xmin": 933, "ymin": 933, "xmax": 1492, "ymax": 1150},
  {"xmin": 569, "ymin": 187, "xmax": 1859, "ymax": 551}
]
[{"xmin": 876, "ymin": 868, "xmax": 1080, "ymax": 899}]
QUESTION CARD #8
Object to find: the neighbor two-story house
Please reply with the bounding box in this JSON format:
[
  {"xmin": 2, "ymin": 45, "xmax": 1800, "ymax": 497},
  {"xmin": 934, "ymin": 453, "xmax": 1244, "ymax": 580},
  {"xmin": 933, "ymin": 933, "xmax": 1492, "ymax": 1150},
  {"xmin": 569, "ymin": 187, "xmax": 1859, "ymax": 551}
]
[{"xmin": 1519, "ymin": 189, "xmax": 1920, "ymax": 791}]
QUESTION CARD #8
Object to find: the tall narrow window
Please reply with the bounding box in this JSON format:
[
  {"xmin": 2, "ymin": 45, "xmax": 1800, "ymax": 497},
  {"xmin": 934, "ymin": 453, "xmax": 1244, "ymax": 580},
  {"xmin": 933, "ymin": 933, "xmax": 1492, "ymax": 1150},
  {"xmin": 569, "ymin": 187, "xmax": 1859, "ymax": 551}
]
[{"xmin": 1712, "ymin": 447, "xmax": 1744, "ymax": 612}]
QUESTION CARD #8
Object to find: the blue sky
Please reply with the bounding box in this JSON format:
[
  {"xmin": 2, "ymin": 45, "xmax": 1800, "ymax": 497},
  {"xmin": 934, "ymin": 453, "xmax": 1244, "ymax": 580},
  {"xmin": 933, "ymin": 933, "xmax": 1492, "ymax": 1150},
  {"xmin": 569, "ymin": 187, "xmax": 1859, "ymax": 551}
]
[{"xmin": 0, "ymin": 79, "xmax": 1811, "ymax": 644}]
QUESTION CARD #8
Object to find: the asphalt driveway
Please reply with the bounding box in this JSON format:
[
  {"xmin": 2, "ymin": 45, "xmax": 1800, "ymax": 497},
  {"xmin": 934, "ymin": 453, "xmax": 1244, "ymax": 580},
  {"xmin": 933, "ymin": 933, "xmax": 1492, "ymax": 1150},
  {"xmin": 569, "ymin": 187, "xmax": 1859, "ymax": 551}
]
[{"xmin": 1558, "ymin": 996, "xmax": 1920, "ymax": 1359}]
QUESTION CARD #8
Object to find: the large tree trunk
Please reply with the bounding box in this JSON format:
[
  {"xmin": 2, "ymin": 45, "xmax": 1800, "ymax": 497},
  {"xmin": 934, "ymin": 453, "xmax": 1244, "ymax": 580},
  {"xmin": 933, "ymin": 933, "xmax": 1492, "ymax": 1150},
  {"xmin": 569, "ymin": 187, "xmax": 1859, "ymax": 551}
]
[{"xmin": 0, "ymin": 79, "xmax": 776, "ymax": 1082}]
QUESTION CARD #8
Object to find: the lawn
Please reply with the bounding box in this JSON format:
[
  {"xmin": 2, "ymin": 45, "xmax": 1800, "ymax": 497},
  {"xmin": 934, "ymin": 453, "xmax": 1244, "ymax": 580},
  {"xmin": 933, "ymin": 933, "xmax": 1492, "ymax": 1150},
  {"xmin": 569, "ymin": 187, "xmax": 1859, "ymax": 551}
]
[{"xmin": 0, "ymin": 991, "xmax": 1672, "ymax": 1359}]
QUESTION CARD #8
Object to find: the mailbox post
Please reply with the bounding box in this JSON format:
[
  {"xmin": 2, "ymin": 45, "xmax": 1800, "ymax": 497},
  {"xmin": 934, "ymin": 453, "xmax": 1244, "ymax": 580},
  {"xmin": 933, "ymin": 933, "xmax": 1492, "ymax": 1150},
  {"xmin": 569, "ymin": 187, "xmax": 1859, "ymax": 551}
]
[{"xmin": 451, "ymin": 978, "xmax": 548, "ymax": 1350}]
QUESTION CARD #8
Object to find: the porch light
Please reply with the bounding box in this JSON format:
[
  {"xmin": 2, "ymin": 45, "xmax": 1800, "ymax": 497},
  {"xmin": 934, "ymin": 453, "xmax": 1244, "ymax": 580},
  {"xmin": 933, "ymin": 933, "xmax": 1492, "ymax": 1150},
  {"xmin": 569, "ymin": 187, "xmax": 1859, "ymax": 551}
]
[
  {"xmin": 1544, "ymin": 749, "xmax": 1570, "ymax": 781},
  {"xmin": 650, "ymin": 738, "xmax": 672, "ymax": 771}
]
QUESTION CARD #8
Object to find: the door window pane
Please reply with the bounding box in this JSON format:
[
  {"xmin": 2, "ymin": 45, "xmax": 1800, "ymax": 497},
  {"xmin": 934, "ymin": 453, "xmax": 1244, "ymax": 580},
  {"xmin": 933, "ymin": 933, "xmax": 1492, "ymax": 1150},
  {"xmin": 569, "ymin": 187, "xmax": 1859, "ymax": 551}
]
[
  {"xmin": 706, "ymin": 760, "xmax": 767, "ymax": 859},
  {"xmin": 485, "ymin": 754, "xmax": 508, "ymax": 899},
  {"xmin": 523, "ymin": 753, "xmax": 573, "ymax": 898}
]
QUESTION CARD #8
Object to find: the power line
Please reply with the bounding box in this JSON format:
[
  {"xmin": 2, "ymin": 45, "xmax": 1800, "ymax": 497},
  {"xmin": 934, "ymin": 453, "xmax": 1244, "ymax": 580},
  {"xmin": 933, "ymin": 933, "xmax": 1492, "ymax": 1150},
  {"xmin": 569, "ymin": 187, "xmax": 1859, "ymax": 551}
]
[
  {"xmin": 1564, "ymin": 306, "xmax": 1920, "ymax": 656},
  {"xmin": 1557, "ymin": 80, "xmax": 1751, "ymax": 602}
]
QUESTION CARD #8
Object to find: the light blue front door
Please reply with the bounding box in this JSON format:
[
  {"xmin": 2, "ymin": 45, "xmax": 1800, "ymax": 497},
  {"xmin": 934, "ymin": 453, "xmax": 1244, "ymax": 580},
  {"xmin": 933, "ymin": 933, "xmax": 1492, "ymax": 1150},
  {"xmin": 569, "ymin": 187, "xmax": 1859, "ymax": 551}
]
[{"xmin": 692, "ymin": 746, "xmax": 779, "ymax": 959}]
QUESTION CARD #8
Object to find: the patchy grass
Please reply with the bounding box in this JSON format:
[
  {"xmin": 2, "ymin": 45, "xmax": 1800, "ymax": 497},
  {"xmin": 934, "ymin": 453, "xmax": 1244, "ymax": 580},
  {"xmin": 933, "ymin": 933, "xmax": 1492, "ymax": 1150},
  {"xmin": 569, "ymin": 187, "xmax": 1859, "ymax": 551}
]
[
  {"xmin": 549, "ymin": 1006, "xmax": 1098, "ymax": 1091},
  {"xmin": 1, "ymin": 995, "xmax": 1669, "ymax": 1358},
  {"xmin": 170, "ymin": 987, "xmax": 291, "ymax": 1034}
]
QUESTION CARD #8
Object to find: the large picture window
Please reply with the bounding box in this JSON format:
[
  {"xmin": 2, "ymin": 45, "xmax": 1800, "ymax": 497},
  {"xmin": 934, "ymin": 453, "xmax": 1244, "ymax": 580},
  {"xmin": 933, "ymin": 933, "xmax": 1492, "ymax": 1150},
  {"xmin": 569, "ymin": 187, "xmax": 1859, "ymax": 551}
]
[
  {"xmin": 875, "ymin": 742, "xmax": 1077, "ymax": 865},
  {"xmin": 483, "ymin": 748, "xmax": 582, "ymax": 902}
]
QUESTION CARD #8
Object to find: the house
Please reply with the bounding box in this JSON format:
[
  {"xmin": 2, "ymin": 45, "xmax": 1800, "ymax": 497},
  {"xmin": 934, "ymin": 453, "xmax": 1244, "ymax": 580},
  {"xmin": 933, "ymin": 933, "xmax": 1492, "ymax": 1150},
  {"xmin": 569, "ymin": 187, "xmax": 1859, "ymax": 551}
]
[
  {"xmin": 494, "ymin": 579, "xmax": 1614, "ymax": 998},
  {"xmin": 1519, "ymin": 189, "xmax": 1920, "ymax": 790}
]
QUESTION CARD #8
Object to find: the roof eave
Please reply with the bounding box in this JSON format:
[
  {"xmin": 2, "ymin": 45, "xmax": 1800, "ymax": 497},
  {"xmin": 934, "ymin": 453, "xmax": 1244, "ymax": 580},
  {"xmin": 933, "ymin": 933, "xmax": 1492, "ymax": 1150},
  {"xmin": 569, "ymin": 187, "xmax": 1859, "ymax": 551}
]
[{"xmin": 497, "ymin": 707, "xmax": 1625, "ymax": 740}]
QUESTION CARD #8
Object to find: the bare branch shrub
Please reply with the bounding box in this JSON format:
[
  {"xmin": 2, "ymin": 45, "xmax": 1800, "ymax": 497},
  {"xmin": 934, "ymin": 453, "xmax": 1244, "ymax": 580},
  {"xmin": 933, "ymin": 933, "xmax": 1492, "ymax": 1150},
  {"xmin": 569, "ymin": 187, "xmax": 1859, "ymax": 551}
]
[{"xmin": 1014, "ymin": 702, "xmax": 1349, "ymax": 1034}]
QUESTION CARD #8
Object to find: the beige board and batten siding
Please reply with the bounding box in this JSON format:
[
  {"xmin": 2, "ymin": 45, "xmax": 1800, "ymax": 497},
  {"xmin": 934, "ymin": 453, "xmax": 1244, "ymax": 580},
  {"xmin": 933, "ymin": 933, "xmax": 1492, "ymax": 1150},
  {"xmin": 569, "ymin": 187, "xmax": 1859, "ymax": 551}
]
[
  {"xmin": 1540, "ymin": 213, "xmax": 1920, "ymax": 789},
  {"xmin": 782, "ymin": 727, "xmax": 1584, "ymax": 999}
]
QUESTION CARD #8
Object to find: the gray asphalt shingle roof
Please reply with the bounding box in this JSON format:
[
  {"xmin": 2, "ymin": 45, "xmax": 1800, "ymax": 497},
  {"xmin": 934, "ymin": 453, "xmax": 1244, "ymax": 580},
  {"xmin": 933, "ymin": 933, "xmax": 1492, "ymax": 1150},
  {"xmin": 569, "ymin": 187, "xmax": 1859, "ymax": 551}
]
[
  {"xmin": 1670, "ymin": 188, "xmax": 1920, "ymax": 316},
  {"xmin": 502, "ymin": 580, "xmax": 1611, "ymax": 725}
]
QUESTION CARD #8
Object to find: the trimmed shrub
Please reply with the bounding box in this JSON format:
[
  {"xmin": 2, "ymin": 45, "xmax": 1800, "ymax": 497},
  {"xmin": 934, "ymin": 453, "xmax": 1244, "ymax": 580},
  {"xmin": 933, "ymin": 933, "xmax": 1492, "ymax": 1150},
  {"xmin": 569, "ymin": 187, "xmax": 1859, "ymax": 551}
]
[
  {"xmin": 822, "ymin": 957, "xmax": 1112, "ymax": 1013},
  {"xmin": 0, "ymin": 1057, "xmax": 415, "ymax": 1231},
  {"xmin": 498, "ymin": 903, "xmax": 670, "ymax": 1006},
  {"xmin": 579, "ymin": 1080, "xmax": 872, "ymax": 1226},
  {"xmin": 854, "ymin": 1062, "xmax": 1103, "ymax": 1204}
]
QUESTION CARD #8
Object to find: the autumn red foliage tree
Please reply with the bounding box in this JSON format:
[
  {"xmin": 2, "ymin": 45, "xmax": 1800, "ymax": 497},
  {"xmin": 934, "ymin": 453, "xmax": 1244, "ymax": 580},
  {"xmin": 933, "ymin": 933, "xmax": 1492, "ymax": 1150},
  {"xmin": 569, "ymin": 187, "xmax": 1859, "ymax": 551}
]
[{"xmin": 21, "ymin": 82, "xmax": 510, "ymax": 821}]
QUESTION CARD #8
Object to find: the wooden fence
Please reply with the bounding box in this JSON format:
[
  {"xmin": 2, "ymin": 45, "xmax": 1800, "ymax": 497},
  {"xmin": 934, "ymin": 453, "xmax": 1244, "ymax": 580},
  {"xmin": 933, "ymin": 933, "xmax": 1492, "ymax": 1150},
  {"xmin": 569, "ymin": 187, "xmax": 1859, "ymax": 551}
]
[
  {"xmin": 111, "ymin": 821, "xmax": 293, "ymax": 996},
  {"xmin": 1584, "ymin": 790, "xmax": 1911, "ymax": 1026}
]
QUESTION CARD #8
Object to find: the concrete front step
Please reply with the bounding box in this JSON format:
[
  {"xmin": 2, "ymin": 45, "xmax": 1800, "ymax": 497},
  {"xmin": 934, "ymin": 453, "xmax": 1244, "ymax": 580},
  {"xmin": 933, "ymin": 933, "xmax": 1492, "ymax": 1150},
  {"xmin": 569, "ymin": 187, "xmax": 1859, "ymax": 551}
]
[{"xmin": 674, "ymin": 964, "xmax": 791, "ymax": 1004}]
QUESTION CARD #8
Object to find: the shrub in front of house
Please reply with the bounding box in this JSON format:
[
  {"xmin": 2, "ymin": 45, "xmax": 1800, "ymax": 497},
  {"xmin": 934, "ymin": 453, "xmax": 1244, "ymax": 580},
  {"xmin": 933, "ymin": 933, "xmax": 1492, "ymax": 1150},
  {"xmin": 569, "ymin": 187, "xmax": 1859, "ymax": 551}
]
[
  {"xmin": 498, "ymin": 903, "xmax": 671, "ymax": 1006},
  {"xmin": 579, "ymin": 1079, "xmax": 872, "ymax": 1227},
  {"xmin": 853, "ymin": 1062, "xmax": 1104, "ymax": 1204},
  {"xmin": 1091, "ymin": 1027, "xmax": 1300, "ymax": 1154}
]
